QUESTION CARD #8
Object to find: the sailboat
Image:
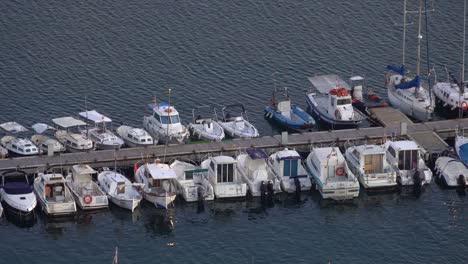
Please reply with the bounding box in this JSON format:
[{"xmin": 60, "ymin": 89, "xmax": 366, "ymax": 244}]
[
  {"xmin": 433, "ymin": 0, "xmax": 468, "ymax": 115},
  {"xmin": 385, "ymin": 0, "xmax": 434, "ymax": 122}
]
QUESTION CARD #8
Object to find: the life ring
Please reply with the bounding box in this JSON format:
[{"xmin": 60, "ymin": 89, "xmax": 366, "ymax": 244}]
[
  {"xmin": 83, "ymin": 194, "xmax": 93, "ymax": 204},
  {"xmin": 461, "ymin": 101, "xmax": 468, "ymax": 111},
  {"xmin": 335, "ymin": 167, "xmax": 345, "ymax": 176}
]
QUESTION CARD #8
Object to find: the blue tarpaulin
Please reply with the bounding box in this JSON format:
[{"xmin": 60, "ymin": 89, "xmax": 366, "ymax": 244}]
[
  {"xmin": 395, "ymin": 75, "xmax": 420, "ymax": 90},
  {"xmin": 387, "ymin": 64, "xmax": 406, "ymax": 75}
]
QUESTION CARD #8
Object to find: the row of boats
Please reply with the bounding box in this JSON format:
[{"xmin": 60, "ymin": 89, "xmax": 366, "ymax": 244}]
[{"xmin": 10, "ymin": 133, "xmax": 467, "ymax": 219}]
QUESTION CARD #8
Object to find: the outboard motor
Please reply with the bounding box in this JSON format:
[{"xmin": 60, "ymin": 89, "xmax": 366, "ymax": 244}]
[
  {"xmin": 267, "ymin": 181, "xmax": 274, "ymax": 203},
  {"xmin": 457, "ymin": 174, "xmax": 466, "ymax": 188},
  {"xmin": 260, "ymin": 181, "xmax": 267, "ymax": 203},
  {"xmin": 197, "ymin": 186, "xmax": 205, "ymax": 212},
  {"xmin": 294, "ymin": 177, "xmax": 301, "ymax": 194}
]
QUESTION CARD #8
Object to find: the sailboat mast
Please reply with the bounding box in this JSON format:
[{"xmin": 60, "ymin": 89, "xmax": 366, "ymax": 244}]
[
  {"xmin": 462, "ymin": 0, "xmax": 466, "ymax": 93},
  {"xmin": 416, "ymin": 0, "xmax": 423, "ymax": 77},
  {"xmin": 402, "ymin": 0, "xmax": 407, "ymax": 66}
]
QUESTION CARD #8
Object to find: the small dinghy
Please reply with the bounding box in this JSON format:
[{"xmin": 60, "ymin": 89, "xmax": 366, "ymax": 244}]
[
  {"xmin": 237, "ymin": 148, "xmax": 281, "ymax": 197},
  {"xmin": 98, "ymin": 168, "xmax": 143, "ymax": 212},
  {"xmin": 0, "ymin": 171, "xmax": 37, "ymax": 218},
  {"xmin": 264, "ymin": 89, "xmax": 315, "ymax": 131},
  {"xmin": 0, "ymin": 122, "xmax": 39, "ymax": 156},
  {"xmin": 31, "ymin": 123, "xmax": 65, "ymax": 154},
  {"xmin": 434, "ymin": 157, "xmax": 468, "ymax": 188},
  {"xmin": 217, "ymin": 104, "xmax": 259, "ymax": 139},
  {"xmin": 305, "ymin": 147, "xmax": 360, "ymax": 200},
  {"xmin": 201, "ymin": 155, "xmax": 247, "ymax": 199},
  {"xmin": 116, "ymin": 125, "xmax": 155, "ymax": 147},
  {"xmin": 267, "ymin": 148, "xmax": 312, "ymax": 193},
  {"xmin": 188, "ymin": 106, "xmax": 225, "ymax": 142},
  {"xmin": 170, "ymin": 160, "xmax": 215, "ymax": 202},
  {"xmin": 33, "ymin": 172, "xmax": 77, "ymax": 216},
  {"xmin": 134, "ymin": 161, "xmax": 178, "ymax": 209},
  {"xmin": 79, "ymin": 110, "xmax": 124, "ymax": 150},
  {"xmin": 66, "ymin": 164, "xmax": 109, "ymax": 210}
]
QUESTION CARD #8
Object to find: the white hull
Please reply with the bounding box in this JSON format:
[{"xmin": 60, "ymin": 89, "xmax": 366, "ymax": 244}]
[
  {"xmin": 177, "ymin": 183, "xmax": 214, "ymax": 202},
  {"xmin": 218, "ymin": 120, "xmax": 259, "ymax": 139},
  {"xmin": 280, "ymin": 177, "xmax": 312, "ymax": 193},
  {"xmin": 434, "ymin": 157, "xmax": 468, "ymax": 187},
  {"xmin": 142, "ymin": 191, "xmax": 177, "ymax": 209},
  {"xmin": 143, "ymin": 116, "xmax": 189, "ymax": 144},
  {"xmin": 0, "ymin": 189, "xmax": 37, "ymax": 215},
  {"xmin": 35, "ymin": 193, "xmax": 76, "ymax": 216},
  {"xmin": 66, "ymin": 180, "xmax": 108, "ymax": 210},
  {"xmin": 109, "ymin": 196, "xmax": 140, "ymax": 212},
  {"xmin": 189, "ymin": 123, "xmax": 225, "ymax": 142},
  {"xmin": 212, "ymin": 183, "xmax": 247, "ymax": 199}
]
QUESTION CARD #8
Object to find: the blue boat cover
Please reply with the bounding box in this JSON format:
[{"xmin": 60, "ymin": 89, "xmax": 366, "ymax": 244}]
[
  {"xmin": 246, "ymin": 148, "xmax": 268, "ymax": 160},
  {"xmin": 147, "ymin": 102, "xmax": 169, "ymax": 109},
  {"xmin": 387, "ymin": 64, "xmax": 406, "ymax": 75},
  {"xmin": 459, "ymin": 143, "xmax": 468, "ymax": 166},
  {"xmin": 395, "ymin": 75, "xmax": 420, "ymax": 90},
  {"xmin": 2, "ymin": 182, "xmax": 32, "ymax": 195}
]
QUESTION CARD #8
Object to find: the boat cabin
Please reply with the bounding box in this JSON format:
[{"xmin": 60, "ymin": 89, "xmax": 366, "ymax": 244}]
[
  {"xmin": 328, "ymin": 88, "xmax": 353, "ymax": 119},
  {"xmin": 385, "ymin": 141, "xmax": 421, "ymax": 171},
  {"xmin": 38, "ymin": 174, "xmax": 68, "ymax": 202},
  {"xmin": 142, "ymin": 163, "xmax": 177, "ymax": 190},
  {"xmin": 127, "ymin": 128, "xmax": 153, "ymax": 144},
  {"xmin": 148, "ymin": 103, "xmax": 181, "ymax": 126},
  {"xmin": 348, "ymin": 145, "xmax": 385, "ymax": 174},
  {"xmin": 10, "ymin": 138, "xmax": 38, "ymax": 155},
  {"xmin": 308, "ymin": 147, "xmax": 349, "ymax": 179},
  {"xmin": 207, "ymin": 156, "xmax": 238, "ymax": 184},
  {"xmin": 271, "ymin": 149, "xmax": 307, "ymax": 179},
  {"xmin": 71, "ymin": 164, "xmax": 97, "ymax": 182}
]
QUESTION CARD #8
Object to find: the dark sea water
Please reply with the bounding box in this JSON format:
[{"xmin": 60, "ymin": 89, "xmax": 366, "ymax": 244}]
[{"xmin": 1, "ymin": 0, "xmax": 468, "ymax": 263}]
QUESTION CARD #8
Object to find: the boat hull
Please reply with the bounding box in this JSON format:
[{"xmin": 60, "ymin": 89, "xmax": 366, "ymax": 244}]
[
  {"xmin": 142, "ymin": 191, "xmax": 177, "ymax": 209},
  {"xmin": 264, "ymin": 105, "xmax": 315, "ymax": 130},
  {"xmin": 109, "ymin": 196, "xmax": 140, "ymax": 212},
  {"xmin": 387, "ymin": 86, "xmax": 433, "ymax": 122}
]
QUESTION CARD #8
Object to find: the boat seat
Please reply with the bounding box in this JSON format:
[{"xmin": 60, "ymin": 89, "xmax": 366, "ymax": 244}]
[{"xmin": 55, "ymin": 195, "xmax": 65, "ymax": 202}]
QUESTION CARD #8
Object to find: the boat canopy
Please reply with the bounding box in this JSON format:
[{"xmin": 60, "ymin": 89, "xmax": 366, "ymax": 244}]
[
  {"xmin": 386, "ymin": 64, "xmax": 406, "ymax": 75},
  {"xmin": 0, "ymin": 122, "xmax": 28, "ymax": 133},
  {"xmin": 32, "ymin": 123, "xmax": 55, "ymax": 134},
  {"xmin": 3, "ymin": 182, "xmax": 32, "ymax": 195},
  {"xmin": 395, "ymin": 75, "xmax": 420, "ymax": 90},
  {"xmin": 79, "ymin": 110, "xmax": 112, "ymax": 123},
  {"xmin": 52, "ymin": 117, "xmax": 86, "ymax": 128},
  {"xmin": 146, "ymin": 163, "xmax": 177, "ymax": 180},
  {"xmin": 308, "ymin": 74, "xmax": 351, "ymax": 94},
  {"xmin": 246, "ymin": 148, "xmax": 268, "ymax": 160},
  {"xmin": 72, "ymin": 164, "xmax": 97, "ymax": 175}
]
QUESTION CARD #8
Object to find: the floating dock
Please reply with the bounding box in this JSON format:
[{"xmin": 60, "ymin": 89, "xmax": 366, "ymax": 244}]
[{"xmin": 0, "ymin": 108, "xmax": 464, "ymax": 173}]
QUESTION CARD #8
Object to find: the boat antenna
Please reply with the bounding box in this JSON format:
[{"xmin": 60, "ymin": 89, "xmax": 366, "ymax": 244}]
[
  {"xmin": 462, "ymin": 0, "xmax": 467, "ymax": 94},
  {"xmin": 424, "ymin": 0, "xmax": 433, "ymax": 104}
]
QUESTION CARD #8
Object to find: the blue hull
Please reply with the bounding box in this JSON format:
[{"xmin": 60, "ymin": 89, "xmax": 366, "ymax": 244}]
[
  {"xmin": 264, "ymin": 104, "xmax": 315, "ymax": 130},
  {"xmin": 305, "ymin": 95, "xmax": 363, "ymax": 129}
]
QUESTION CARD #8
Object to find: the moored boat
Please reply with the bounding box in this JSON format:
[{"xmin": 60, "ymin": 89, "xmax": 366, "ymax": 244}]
[
  {"xmin": 31, "ymin": 123, "xmax": 65, "ymax": 154},
  {"xmin": 0, "ymin": 171, "xmax": 37, "ymax": 218},
  {"xmin": 170, "ymin": 160, "xmax": 215, "ymax": 202},
  {"xmin": 52, "ymin": 117, "xmax": 93, "ymax": 153},
  {"xmin": 66, "ymin": 164, "xmax": 109, "ymax": 210},
  {"xmin": 79, "ymin": 110, "xmax": 124, "ymax": 150},
  {"xmin": 0, "ymin": 122, "xmax": 39, "ymax": 156},
  {"xmin": 267, "ymin": 148, "xmax": 311, "ymax": 193},
  {"xmin": 33, "ymin": 172, "xmax": 77, "ymax": 216},
  {"xmin": 217, "ymin": 104, "xmax": 259, "ymax": 139},
  {"xmin": 188, "ymin": 106, "xmax": 225, "ymax": 142},
  {"xmin": 116, "ymin": 125, "xmax": 155, "ymax": 147},
  {"xmin": 143, "ymin": 101, "xmax": 189, "ymax": 144},
  {"xmin": 434, "ymin": 157, "xmax": 468, "ymax": 188}
]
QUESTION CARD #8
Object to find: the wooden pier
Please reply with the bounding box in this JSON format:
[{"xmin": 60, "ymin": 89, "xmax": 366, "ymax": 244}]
[{"xmin": 0, "ymin": 108, "xmax": 465, "ymax": 173}]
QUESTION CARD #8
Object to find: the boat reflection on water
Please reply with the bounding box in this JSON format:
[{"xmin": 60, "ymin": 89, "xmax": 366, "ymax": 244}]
[
  {"xmin": 143, "ymin": 205, "xmax": 175, "ymax": 236},
  {"xmin": 3, "ymin": 209, "xmax": 37, "ymax": 228}
]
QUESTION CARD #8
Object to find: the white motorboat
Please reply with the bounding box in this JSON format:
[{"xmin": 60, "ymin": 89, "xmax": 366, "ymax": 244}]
[
  {"xmin": 52, "ymin": 117, "xmax": 93, "ymax": 152},
  {"xmin": 384, "ymin": 140, "xmax": 432, "ymax": 186},
  {"xmin": 79, "ymin": 110, "xmax": 124, "ymax": 150},
  {"xmin": 97, "ymin": 168, "xmax": 143, "ymax": 212},
  {"xmin": 134, "ymin": 161, "xmax": 178, "ymax": 209},
  {"xmin": 170, "ymin": 160, "xmax": 215, "ymax": 202},
  {"xmin": 306, "ymin": 75, "xmax": 366, "ymax": 129},
  {"xmin": 345, "ymin": 144, "xmax": 397, "ymax": 189},
  {"xmin": 188, "ymin": 106, "xmax": 225, "ymax": 142},
  {"xmin": 434, "ymin": 157, "xmax": 468, "ymax": 188},
  {"xmin": 385, "ymin": 0, "xmax": 434, "ymax": 122},
  {"xmin": 116, "ymin": 125, "xmax": 155, "ymax": 147},
  {"xmin": 267, "ymin": 148, "xmax": 311, "ymax": 193},
  {"xmin": 236, "ymin": 148, "xmax": 281, "ymax": 197},
  {"xmin": 0, "ymin": 122, "xmax": 39, "ymax": 156},
  {"xmin": 217, "ymin": 104, "xmax": 259, "ymax": 139},
  {"xmin": 33, "ymin": 173, "xmax": 77, "ymax": 216},
  {"xmin": 31, "ymin": 123, "xmax": 65, "ymax": 154},
  {"xmin": 201, "ymin": 155, "xmax": 247, "ymax": 199},
  {"xmin": 143, "ymin": 102, "xmax": 189, "ymax": 144},
  {"xmin": 66, "ymin": 164, "xmax": 108, "ymax": 210},
  {"xmin": 0, "ymin": 171, "xmax": 37, "ymax": 217},
  {"xmin": 305, "ymin": 147, "xmax": 360, "ymax": 200}
]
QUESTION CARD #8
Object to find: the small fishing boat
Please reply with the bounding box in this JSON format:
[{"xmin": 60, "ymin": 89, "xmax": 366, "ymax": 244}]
[
  {"xmin": 143, "ymin": 101, "xmax": 189, "ymax": 144},
  {"xmin": 264, "ymin": 89, "xmax": 315, "ymax": 131},
  {"xmin": 0, "ymin": 171, "xmax": 37, "ymax": 217},
  {"xmin": 455, "ymin": 135, "xmax": 468, "ymax": 167},
  {"xmin": 217, "ymin": 104, "xmax": 259, "ymax": 139},
  {"xmin": 79, "ymin": 110, "xmax": 124, "ymax": 150},
  {"xmin": 201, "ymin": 155, "xmax": 247, "ymax": 199},
  {"xmin": 31, "ymin": 123, "xmax": 65, "ymax": 154},
  {"xmin": 116, "ymin": 125, "xmax": 155, "ymax": 147},
  {"xmin": 0, "ymin": 122, "xmax": 39, "ymax": 156},
  {"xmin": 349, "ymin": 76, "xmax": 388, "ymax": 115},
  {"xmin": 345, "ymin": 144, "xmax": 397, "ymax": 189},
  {"xmin": 188, "ymin": 106, "xmax": 225, "ymax": 142},
  {"xmin": 170, "ymin": 160, "xmax": 215, "ymax": 202},
  {"xmin": 236, "ymin": 148, "xmax": 281, "ymax": 197},
  {"xmin": 305, "ymin": 147, "xmax": 360, "ymax": 200},
  {"xmin": 33, "ymin": 172, "xmax": 77, "ymax": 216},
  {"xmin": 434, "ymin": 157, "xmax": 468, "ymax": 188},
  {"xmin": 384, "ymin": 140, "xmax": 432, "ymax": 186},
  {"xmin": 97, "ymin": 168, "xmax": 143, "ymax": 212},
  {"xmin": 306, "ymin": 74, "xmax": 366, "ymax": 129},
  {"xmin": 52, "ymin": 117, "xmax": 93, "ymax": 153},
  {"xmin": 267, "ymin": 148, "xmax": 312, "ymax": 193},
  {"xmin": 66, "ymin": 164, "xmax": 108, "ymax": 210},
  {"xmin": 134, "ymin": 161, "xmax": 178, "ymax": 209}
]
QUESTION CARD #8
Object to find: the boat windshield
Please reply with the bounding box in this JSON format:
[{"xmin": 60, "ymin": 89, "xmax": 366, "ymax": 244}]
[
  {"xmin": 45, "ymin": 183, "xmax": 65, "ymax": 201},
  {"xmin": 216, "ymin": 164, "xmax": 234, "ymax": 183},
  {"xmin": 283, "ymin": 159, "xmax": 298, "ymax": 177},
  {"xmin": 337, "ymin": 98, "xmax": 351, "ymax": 105},
  {"xmin": 161, "ymin": 115, "xmax": 180, "ymax": 124},
  {"xmin": 397, "ymin": 149, "xmax": 419, "ymax": 170}
]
